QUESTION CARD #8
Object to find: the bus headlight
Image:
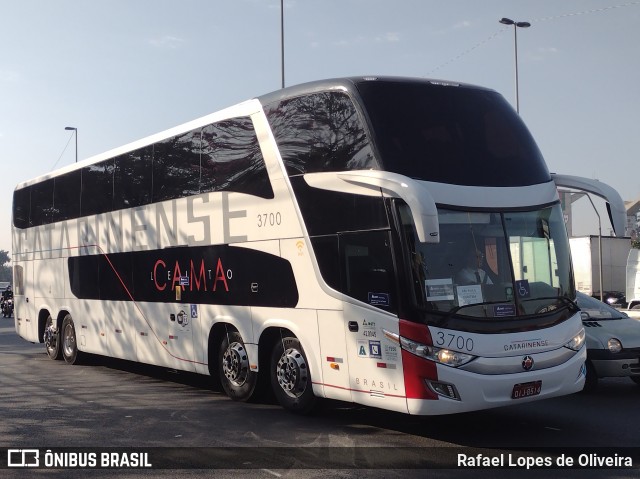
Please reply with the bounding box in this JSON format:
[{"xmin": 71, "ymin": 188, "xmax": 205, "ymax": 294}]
[
  {"xmin": 564, "ymin": 329, "xmax": 585, "ymax": 351},
  {"xmin": 432, "ymin": 347, "xmax": 475, "ymax": 368},
  {"xmin": 607, "ymin": 338, "xmax": 622, "ymax": 353},
  {"xmin": 396, "ymin": 334, "xmax": 475, "ymax": 367}
]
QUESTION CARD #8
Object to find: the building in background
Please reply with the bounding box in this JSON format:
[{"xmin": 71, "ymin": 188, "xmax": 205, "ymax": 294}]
[{"xmin": 625, "ymin": 200, "xmax": 640, "ymax": 240}]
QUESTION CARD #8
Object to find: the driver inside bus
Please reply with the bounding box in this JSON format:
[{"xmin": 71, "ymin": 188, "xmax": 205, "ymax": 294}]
[{"xmin": 455, "ymin": 249, "xmax": 493, "ymax": 285}]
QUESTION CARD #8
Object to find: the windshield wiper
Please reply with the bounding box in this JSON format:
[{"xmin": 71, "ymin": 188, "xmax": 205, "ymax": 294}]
[{"xmin": 519, "ymin": 295, "xmax": 579, "ymax": 314}]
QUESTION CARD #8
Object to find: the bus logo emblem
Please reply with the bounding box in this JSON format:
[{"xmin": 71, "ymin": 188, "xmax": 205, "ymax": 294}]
[{"xmin": 522, "ymin": 355, "xmax": 534, "ymax": 371}]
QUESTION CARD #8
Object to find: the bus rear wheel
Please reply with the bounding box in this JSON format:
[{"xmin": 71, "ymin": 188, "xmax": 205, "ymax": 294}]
[
  {"xmin": 270, "ymin": 336, "xmax": 316, "ymax": 414},
  {"xmin": 219, "ymin": 331, "xmax": 257, "ymax": 402},
  {"xmin": 61, "ymin": 315, "xmax": 83, "ymax": 365},
  {"xmin": 44, "ymin": 314, "xmax": 61, "ymax": 360}
]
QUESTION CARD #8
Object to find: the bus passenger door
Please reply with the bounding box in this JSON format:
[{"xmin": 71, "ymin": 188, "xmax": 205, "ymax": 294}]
[{"xmin": 340, "ymin": 230, "xmax": 408, "ymax": 413}]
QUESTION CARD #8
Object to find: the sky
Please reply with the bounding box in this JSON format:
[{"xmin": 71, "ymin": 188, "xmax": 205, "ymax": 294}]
[{"xmin": 1, "ymin": 0, "xmax": 639, "ymax": 255}]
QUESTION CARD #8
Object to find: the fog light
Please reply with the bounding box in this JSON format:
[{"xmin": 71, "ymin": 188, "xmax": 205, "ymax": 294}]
[
  {"xmin": 607, "ymin": 338, "xmax": 622, "ymax": 353},
  {"xmin": 426, "ymin": 380, "xmax": 460, "ymax": 400}
]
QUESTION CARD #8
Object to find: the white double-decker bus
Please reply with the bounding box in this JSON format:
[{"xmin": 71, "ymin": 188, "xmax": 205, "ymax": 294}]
[{"xmin": 12, "ymin": 77, "xmax": 623, "ymax": 415}]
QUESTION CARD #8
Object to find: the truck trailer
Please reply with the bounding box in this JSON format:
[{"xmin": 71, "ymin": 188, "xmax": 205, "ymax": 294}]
[
  {"xmin": 627, "ymin": 248, "xmax": 640, "ymax": 310},
  {"xmin": 569, "ymin": 235, "xmax": 631, "ymax": 303}
]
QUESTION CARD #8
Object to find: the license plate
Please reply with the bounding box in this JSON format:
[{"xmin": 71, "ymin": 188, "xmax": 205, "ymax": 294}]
[{"xmin": 511, "ymin": 380, "xmax": 542, "ymax": 399}]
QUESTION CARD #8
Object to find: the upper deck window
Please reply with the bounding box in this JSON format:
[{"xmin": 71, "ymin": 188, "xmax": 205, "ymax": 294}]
[
  {"xmin": 12, "ymin": 116, "xmax": 272, "ymax": 229},
  {"xmin": 356, "ymin": 80, "xmax": 550, "ymax": 187},
  {"xmin": 264, "ymin": 91, "xmax": 378, "ymax": 176}
]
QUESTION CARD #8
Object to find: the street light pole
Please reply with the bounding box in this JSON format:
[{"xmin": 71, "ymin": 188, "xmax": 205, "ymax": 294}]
[
  {"xmin": 281, "ymin": 0, "xmax": 285, "ymax": 89},
  {"xmin": 499, "ymin": 18, "xmax": 531, "ymax": 114},
  {"xmin": 65, "ymin": 126, "xmax": 78, "ymax": 163}
]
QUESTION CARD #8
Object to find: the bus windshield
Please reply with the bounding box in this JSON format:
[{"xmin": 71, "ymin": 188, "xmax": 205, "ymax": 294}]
[{"xmin": 400, "ymin": 203, "xmax": 575, "ymax": 318}]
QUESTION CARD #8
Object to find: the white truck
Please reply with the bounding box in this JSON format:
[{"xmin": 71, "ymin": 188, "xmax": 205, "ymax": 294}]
[
  {"xmin": 569, "ymin": 235, "xmax": 631, "ymax": 303},
  {"xmin": 627, "ymin": 248, "xmax": 640, "ymax": 311}
]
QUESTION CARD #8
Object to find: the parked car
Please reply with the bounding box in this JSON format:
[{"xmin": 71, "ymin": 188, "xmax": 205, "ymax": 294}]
[
  {"xmin": 594, "ymin": 290, "xmax": 626, "ymax": 307},
  {"xmin": 576, "ymin": 291, "xmax": 640, "ymax": 391}
]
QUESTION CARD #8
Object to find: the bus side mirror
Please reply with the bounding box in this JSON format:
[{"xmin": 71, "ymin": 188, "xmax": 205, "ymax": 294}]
[
  {"xmin": 551, "ymin": 173, "xmax": 626, "ymax": 237},
  {"xmin": 336, "ymin": 171, "xmax": 440, "ymax": 244},
  {"xmin": 304, "ymin": 170, "xmax": 440, "ymax": 243}
]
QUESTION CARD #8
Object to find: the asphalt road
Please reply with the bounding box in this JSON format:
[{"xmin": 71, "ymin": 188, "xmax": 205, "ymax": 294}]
[{"xmin": 1, "ymin": 317, "xmax": 639, "ymax": 479}]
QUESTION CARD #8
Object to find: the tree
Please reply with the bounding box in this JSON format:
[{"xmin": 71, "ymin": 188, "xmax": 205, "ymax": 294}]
[{"xmin": 0, "ymin": 250, "xmax": 11, "ymax": 283}]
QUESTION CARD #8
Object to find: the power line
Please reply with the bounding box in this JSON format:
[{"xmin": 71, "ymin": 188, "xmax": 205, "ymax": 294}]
[
  {"xmin": 427, "ymin": 28, "xmax": 505, "ymax": 75},
  {"xmin": 51, "ymin": 132, "xmax": 74, "ymax": 171},
  {"xmin": 426, "ymin": 1, "xmax": 640, "ymax": 76},
  {"xmin": 532, "ymin": 1, "xmax": 640, "ymax": 22}
]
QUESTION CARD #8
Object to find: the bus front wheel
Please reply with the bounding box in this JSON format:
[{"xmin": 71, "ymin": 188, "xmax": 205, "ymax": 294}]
[
  {"xmin": 219, "ymin": 331, "xmax": 257, "ymax": 402},
  {"xmin": 61, "ymin": 315, "xmax": 83, "ymax": 365},
  {"xmin": 44, "ymin": 314, "xmax": 61, "ymax": 360},
  {"xmin": 270, "ymin": 336, "xmax": 316, "ymax": 414}
]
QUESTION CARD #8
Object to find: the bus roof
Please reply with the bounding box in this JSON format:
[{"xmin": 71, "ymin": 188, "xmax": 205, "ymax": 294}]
[
  {"xmin": 15, "ymin": 76, "xmax": 493, "ymax": 190},
  {"xmin": 256, "ymin": 76, "xmax": 493, "ymax": 106}
]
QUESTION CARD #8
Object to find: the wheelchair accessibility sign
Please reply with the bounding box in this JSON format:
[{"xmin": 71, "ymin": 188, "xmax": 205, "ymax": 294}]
[
  {"xmin": 190, "ymin": 304, "xmax": 198, "ymax": 319},
  {"xmin": 515, "ymin": 280, "xmax": 531, "ymax": 298}
]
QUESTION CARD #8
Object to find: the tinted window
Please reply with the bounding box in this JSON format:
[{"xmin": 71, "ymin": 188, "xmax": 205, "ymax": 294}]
[
  {"xmin": 153, "ymin": 129, "xmax": 201, "ymax": 202},
  {"xmin": 310, "ymin": 235, "xmax": 340, "ymax": 291},
  {"xmin": 81, "ymin": 160, "xmax": 114, "ymax": 216},
  {"xmin": 201, "ymin": 117, "xmax": 273, "ymax": 198},
  {"xmin": 69, "ymin": 245, "xmax": 299, "ymax": 307},
  {"xmin": 264, "ymin": 91, "xmax": 378, "ymax": 176},
  {"xmin": 12, "ymin": 188, "xmax": 30, "ymax": 229},
  {"xmin": 356, "ymin": 80, "xmax": 550, "ymax": 187},
  {"xmin": 54, "ymin": 170, "xmax": 81, "ymax": 222},
  {"xmin": 14, "ymin": 116, "xmax": 273, "ymax": 228},
  {"xmin": 13, "ymin": 265, "xmax": 24, "ymax": 295},
  {"xmin": 289, "ymin": 176, "xmax": 389, "ymax": 236},
  {"xmin": 113, "ymin": 146, "xmax": 153, "ymax": 210},
  {"xmin": 30, "ymin": 179, "xmax": 54, "ymax": 226},
  {"xmin": 340, "ymin": 230, "xmax": 396, "ymax": 312}
]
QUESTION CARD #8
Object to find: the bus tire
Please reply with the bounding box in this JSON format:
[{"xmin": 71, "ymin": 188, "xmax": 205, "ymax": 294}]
[
  {"xmin": 219, "ymin": 331, "xmax": 257, "ymax": 402},
  {"xmin": 630, "ymin": 377, "xmax": 640, "ymax": 386},
  {"xmin": 61, "ymin": 314, "xmax": 83, "ymax": 365},
  {"xmin": 270, "ymin": 336, "xmax": 316, "ymax": 414},
  {"xmin": 44, "ymin": 314, "xmax": 61, "ymax": 360}
]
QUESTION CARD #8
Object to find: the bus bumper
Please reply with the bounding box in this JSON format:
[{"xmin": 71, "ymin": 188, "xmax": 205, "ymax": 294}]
[{"xmin": 406, "ymin": 347, "xmax": 586, "ymax": 415}]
